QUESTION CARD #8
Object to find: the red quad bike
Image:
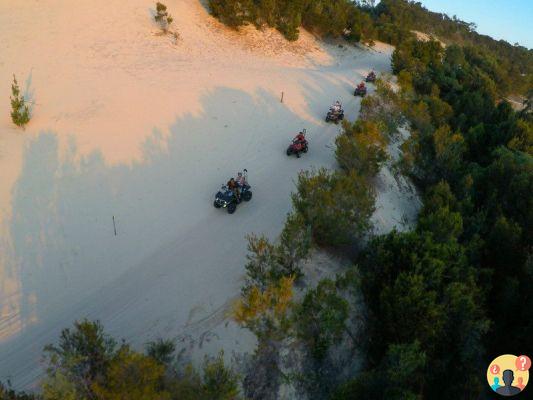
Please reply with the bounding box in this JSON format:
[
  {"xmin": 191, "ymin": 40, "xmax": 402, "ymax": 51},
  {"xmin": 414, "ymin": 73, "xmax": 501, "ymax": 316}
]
[
  {"xmin": 366, "ymin": 71, "xmax": 376, "ymax": 83},
  {"xmin": 354, "ymin": 82, "xmax": 367, "ymax": 97},
  {"xmin": 286, "ymin": 138, "xmax": 308, "ymax": 158}
]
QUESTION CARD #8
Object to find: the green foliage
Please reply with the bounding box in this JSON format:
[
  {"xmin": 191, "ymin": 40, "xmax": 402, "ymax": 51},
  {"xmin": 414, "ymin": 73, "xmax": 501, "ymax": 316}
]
[
  {"xmin": 37, "ymin": 320, "xmax": 241, "ymax": 400},
  {"xmin": 92, "ymin": 346, "xmax": 170, "ymax": 400},
  {"xmin": 243, "ymin": 213, "xmax": 311, "ymax": 292},
  {"xmin": 291, "ymin": 168, "xmax": 375, "ymax": 246},
  {"xmin": 382, "ymin": 341, "xmax": 427, "ymax": 399},
  {"xmin": 0, "ymin": 383, "xmax": 40, "ymax": 400},
  {"xmin": 243, "ymin": 233, "xmax": 280, "ymax": 291},
  {"xmin": 277, "ymin": 211, "xmax": 312, "ymax": 277},
  {"xmin": 350, "ymin": 13, "xmax": 531, "ymax": 396},
  {"xmin": 208, "ymin": 0, "xmax": 531, "ymax": 97},
  {"xmin": 357, "ymin": 226, "xmax": 488, "ymax": 398},
  {"xmin": 331, "ymin": 341, "xmax": 427, "ymax": 400},
  {"xmin": 296, "ymin": 279, "xmax": 349, "ymax": 361},
  {"xmin": 201, "ymin": 352, "xmax": 240, "ymax": 400},
  {"xmin": 359, "ymin": 79, "xmax": 403, "ymax": 134},
  {"xmin": 43, "ymin": 319, "xmax": 117, "ymax": 399},
  {"xmin": 208, "ymin": 0, "xmax": 374, "ymax": 42},
  {"xmin": 208, "ymin": 0, "xmax": 252, "ymax": 28},
  {"xmin": 146, "ymin": 338, "xmax": 176, "ymax": 365},
  {"xmin": 336, "ymin": 119, "xmax": 388, "ymax": 178},
  {"xmin": 234, "ymin": 275, "xmax": 294, "ymax": 339},
  {"xmin": 162, "ymin": 353, "xmax": 241, "ymax": 400},
  {"xmin": 380, "ymin": 0, "xmax": 532, "ymax": 94},
  {"xmin": 10, "ymin": 75, "xmax": 30, "ymax": 127}
]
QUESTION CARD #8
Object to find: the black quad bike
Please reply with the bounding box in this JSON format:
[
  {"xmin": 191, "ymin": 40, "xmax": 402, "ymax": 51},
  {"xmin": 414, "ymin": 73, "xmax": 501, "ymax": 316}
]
[
  {"xmin": 354, "ymin": 86, "xmax": 367, "ymax": 96},
  {"xmin": 366, "ymin": 72, "xmax": 376, "ymax": 83},
  {"xmin": 325, "ymin": 109, "xmax": 344, "ymax": 124},
  {"xmin": 213, "ymin": 171, "xmax": 252, "ymax": 214}
]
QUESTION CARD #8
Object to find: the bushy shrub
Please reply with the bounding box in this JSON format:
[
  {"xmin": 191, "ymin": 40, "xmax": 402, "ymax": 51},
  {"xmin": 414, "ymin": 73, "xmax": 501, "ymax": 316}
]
[
  {"xmin": 360, "ymin": 79, "xmax": 403, "ymax": 134},
  {"xmin": 243, "ymin": 215, "xmax": 311, "ymax": 292},
  {"xmin": 234, "ymin": 276, "xmax": 294, "ymax": 338},
  {"xmin": 295, "ymin": 279, "xmax": 349, "ymax": 361},
  {"xmin": 40, "ymin": 321, "xmax": 241, "ymax": 400},
  {"xmin": 208, "ymin": 0, "xmax": 252, "ymax": 28},
  {"xmin": 42, "ymin": 320, "xmax": 117, "ymax": 399},
  {"xmin": 291, "ymin": 168, "xmax": 375, "ymax": 246},
  {"xmin": 335, "ymin": 120, "xmax": 388, "ymax": 178}
]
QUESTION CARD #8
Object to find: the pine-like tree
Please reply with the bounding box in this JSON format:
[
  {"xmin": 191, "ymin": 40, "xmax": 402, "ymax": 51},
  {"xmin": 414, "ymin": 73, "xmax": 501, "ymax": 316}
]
[{"xmin": 10, "ymin": 75, "xmax": 30, "ymax": 127}]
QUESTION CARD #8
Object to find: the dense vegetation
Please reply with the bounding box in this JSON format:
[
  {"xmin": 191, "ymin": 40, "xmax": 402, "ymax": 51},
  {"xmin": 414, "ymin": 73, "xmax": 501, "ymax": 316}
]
[
  {"xmin": 0, "ymin": 320, "xmax": 240, "ymax": 399},
  {"xmin": 305, "ymin": 38, "xmax": 530, "ymax": 399},
  {"xmin": 209, "ymin": 0, "xmax": 532, "ymax": 96}
]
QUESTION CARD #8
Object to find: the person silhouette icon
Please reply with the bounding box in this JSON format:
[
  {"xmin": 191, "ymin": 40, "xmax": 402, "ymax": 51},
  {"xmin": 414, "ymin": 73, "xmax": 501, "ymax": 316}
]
[
  {"xmin": 491, "ymin": 377, "xmax": 501, "ymax": 391},
  {"xmin": 496, "ymin": 370, "xmax": 522, "ymax": 396},
  {"xmin": 516, "ymin": 377, "xmax": 525, "ymax": 391}
]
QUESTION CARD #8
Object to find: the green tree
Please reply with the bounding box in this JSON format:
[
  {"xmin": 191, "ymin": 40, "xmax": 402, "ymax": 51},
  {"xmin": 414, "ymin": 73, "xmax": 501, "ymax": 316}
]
[
  {"xmin": 234, "ymin": 276, "xmax": 294, "ymax": 339},
  {"xmin": 336, "ymin": 119, "xmax": 388, "ymax": 178},
  {"xmin": 146, "ymin": 338, "xmax": 176, "ymax": 366},
  {"xmin": 296, "ymin": 279, "xmax": 350, "ymax": 360},
  {"xmin": 201, "ymin": 352, "xmax": 240, "ymax": 400},
  {"xmin": 276, "ymin": 212, "xmax": 312, "ymax": 278},
  {"xmin": 43, "ymin": 319, "xmax": 117, "ymax": 399},
  {"xmin": 291, "ymin": 169, "xmax": 375, "ymax": 246},
  {"xmin": 242, "ymin": 233, "xmax": 280, "ymax": 291},
  {"xmin": 208, "ymin": 0, "xmax": 253, "ymax": 28},
  {"xmin": 92, "ymin": 346, "xmax": 170, "ymax": 400},
  {"xmin": 10, "ymin": 75, "xmax": 30, "ymax": 127}
]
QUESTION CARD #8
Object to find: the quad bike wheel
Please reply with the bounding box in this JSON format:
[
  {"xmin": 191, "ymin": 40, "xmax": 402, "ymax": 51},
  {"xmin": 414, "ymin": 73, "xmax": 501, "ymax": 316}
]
[
  {"xmin": 242, "ymin": 191, "xmax": 252, "ymax": 201},
  {"xmin": 214, "ymin": 200, "xmax": 221, "ymax": 208},
  {"xmin": 227, "ymin": 203, "xmax": 237, "ymax": 214}
]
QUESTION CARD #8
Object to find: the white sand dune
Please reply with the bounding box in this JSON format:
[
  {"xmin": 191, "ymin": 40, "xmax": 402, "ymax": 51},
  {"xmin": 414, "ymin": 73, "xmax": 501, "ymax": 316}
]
[{"xmin": 0, "ymin": 0, "xmax": 414, "ymax": 389}]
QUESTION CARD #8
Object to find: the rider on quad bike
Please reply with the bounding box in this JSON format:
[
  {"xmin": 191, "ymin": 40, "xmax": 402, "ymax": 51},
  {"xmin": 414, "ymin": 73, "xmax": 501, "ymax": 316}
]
[
  {"xmin": 236, "ymin": 171, "xmax": 249, "ymax": 190},
  {"xmin": 214, "ymin": 169, "xmax": 252, "ymax": 214},
  {"xmin": 287, "ymin": 130, "xmax": 308, "ymax": 157},
  {"xmin": 354, "ymin": 81, "xmax": 367, "ymax": 96},
  {"xmin": 326, "ymin": 101, "xmax": 344, "ymax": 123},
  {"xmin": 366, "ymin": 70, "xmax": 376, "ymax": 82},
  {"xmin": 227, "ymin": 177, "xmax": 240, "ymax": 201}
]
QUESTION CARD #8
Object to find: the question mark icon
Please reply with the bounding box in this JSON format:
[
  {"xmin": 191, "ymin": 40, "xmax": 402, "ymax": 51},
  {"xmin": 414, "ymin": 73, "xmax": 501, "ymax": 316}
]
[
  {"xmin": 515, "ymin": 355, "xmax": 531, "ymax": 371},
  {"xmin": 491, "ymin": 364, "xmax": 500, "ymax": 374}
]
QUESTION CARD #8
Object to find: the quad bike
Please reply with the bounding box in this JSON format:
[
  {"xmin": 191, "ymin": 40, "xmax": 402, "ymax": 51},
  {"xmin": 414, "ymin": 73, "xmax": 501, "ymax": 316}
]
[
  {"xmin": 366, "ymin": 72, "xmax": 376, "ymax": 83},
  {"xmin": 325, "ymin": 109, "xmax": 344, "ymax": 124},
  {"xmin": 286, "ymin": 139, "xmax": 308, "ymax": 158},
  {"xmin": 213, "ymin": 170, "xmax": 252, "ymax": 214},
  {"xmin": 354, "ymin": 85, "xmax": 367, "ymax": 96}
]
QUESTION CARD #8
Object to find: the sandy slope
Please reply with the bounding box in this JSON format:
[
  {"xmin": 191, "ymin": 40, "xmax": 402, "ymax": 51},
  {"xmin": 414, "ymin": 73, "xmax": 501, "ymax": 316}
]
[{"xmin": 0, "ymin": 0, "xmax": 416, "ymax": 388}]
